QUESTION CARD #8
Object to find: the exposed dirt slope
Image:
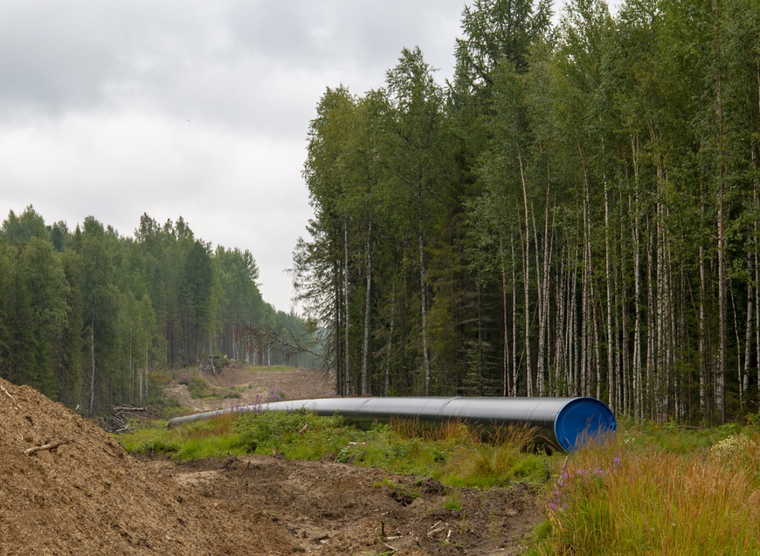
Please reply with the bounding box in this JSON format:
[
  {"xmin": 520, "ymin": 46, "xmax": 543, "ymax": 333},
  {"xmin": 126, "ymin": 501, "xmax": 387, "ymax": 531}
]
[{"xmin": 0, "ymin": 377, "xmax": 293, "ymax": 556}]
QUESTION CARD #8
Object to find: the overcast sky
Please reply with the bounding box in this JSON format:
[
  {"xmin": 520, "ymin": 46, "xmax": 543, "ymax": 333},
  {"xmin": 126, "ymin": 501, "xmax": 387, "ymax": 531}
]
[{"xmin": 0, "ymin": 0, "xmax": 620, "ymax": 313}]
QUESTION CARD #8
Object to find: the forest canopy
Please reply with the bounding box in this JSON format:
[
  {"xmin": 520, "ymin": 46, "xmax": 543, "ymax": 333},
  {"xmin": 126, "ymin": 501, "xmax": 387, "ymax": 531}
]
[
  {"xmin": 0, "ymin": 207, "xmax": 320, "ymax": 414},
  {"xmin": 293, "ymin": 0, "xmax": 760, "ymax": 424}
]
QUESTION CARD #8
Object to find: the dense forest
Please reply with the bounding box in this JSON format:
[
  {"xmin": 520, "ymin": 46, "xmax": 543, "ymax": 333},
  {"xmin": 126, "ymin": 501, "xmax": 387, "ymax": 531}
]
[
  {"xmin": 292, "ymin": 0, "xmax": 760, "ymax": 424},
  {"xmin": 0, "ymin": 207, "xmax": 320, "ymax": 414}
]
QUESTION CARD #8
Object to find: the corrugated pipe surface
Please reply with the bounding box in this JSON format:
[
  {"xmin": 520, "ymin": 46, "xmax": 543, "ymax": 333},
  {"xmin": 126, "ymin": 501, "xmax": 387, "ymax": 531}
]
[{"xmin": 167, "ymin": 397, "xmax": 616, "ymax": 452}]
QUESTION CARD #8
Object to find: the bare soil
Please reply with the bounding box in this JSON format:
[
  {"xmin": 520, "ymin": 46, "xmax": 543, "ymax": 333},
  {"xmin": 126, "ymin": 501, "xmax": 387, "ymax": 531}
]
[
  {"xmin": 164, "ymin": 363, "xmax": 335, "ymax": 413},
  {"xmin": 1, "ymin": 371, "xmax": 543, "ymax": 556}
]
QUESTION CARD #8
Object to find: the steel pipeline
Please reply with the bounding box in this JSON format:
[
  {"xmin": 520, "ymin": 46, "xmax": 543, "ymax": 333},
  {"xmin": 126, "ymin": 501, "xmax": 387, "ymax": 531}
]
[{"xmin": 167, "ymin": 396, "xmax": 616, "ymax": 452}]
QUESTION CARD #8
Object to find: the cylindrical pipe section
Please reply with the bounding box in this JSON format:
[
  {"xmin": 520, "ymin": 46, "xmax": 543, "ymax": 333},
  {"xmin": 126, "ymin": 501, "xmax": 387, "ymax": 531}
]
[{"xmin": 167, "ymin": 396, "xmax": 616, "ymax": 452}]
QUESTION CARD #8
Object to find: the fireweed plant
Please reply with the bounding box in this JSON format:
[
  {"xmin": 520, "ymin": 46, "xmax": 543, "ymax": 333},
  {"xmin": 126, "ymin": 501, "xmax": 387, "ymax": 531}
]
[{"xmin": 548, "ymin": 456, "xmax": 621, "ymax": 514}]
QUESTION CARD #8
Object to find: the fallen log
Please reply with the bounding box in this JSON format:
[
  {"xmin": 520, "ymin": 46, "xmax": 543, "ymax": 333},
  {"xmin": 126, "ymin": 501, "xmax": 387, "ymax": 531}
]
[
  {"xmin": 24, "ymin": 439, "xmax": 74, "ymax": 455},
  {"xmin": 112, "ymin": 405, "xmax": 146, "ymax": 412}
]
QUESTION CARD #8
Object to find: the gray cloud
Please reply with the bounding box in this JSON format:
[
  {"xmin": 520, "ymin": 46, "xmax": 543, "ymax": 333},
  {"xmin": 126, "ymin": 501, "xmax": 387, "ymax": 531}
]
[
  {"xmin": 0, "ymin": 0, "xmax": 468, "ymax": 311},
  {"xmin": 0, "ymin": 4, "xmax": 116, "ymax": 117}
]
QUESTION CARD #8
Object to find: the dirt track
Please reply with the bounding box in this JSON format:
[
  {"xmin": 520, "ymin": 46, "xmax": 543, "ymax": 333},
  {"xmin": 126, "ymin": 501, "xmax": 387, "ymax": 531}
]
[{"xmin": 0, "ymin": 372, "xmax": 542, "ymax": 555}]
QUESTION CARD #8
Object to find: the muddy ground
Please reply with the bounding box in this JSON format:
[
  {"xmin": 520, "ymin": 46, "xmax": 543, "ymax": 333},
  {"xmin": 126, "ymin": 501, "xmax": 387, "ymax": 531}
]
[{"xmin": 1, "ymin": 369, "xmax": 543, "ymax": 556}]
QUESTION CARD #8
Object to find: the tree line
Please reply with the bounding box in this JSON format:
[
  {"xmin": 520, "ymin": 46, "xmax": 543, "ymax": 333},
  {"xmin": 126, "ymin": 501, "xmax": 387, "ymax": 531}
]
[
  {"xmin": 0, "ymin": 207, "xmax": 320, "ymax": 414},
  {"xmin": 293, "ymin": 0, "xmax": 760, "ymax": 424}
]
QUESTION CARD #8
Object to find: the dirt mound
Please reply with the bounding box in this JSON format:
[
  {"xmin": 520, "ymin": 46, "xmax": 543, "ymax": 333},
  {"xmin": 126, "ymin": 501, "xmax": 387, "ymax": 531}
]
[
  {"xmin": 0, "ymin": 378, "xmax": 293, "ymax": 556},
  {"xmin": 1, "ymin": 376, "xmax": 542, "ymax": 555}
]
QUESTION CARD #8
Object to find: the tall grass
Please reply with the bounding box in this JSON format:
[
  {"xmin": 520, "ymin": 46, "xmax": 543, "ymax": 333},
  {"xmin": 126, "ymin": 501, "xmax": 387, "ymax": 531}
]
[{"xmin": 533, "ymin": 430, "xmax": 760, "ymax": 555}]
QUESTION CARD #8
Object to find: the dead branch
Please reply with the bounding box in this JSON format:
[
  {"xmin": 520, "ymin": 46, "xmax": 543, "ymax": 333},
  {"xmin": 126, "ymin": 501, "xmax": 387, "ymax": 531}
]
[
  {"xmin": 258, "ymin": 326, "xmax": 324, "ymax": 360},
  {"xmin": 24, "ymin": 439, "xmax": 74, "ymax": 455},
  {"xmin": 557, "ymin": 455, "xmax": 569, "ymax": 487},
  {"xmin": 381, "ymin": 541, "xmax": 397, "ymax": 553},
  {"xmin": 112, "ymin": 405, "xmax": 146, "ymax": 412},
  {"xmin": 198, "ymin": 356, "xmax": 221, "ymax": 376},
  {"xmin": 1, "ymin": 384, "xmax": 21, "ymax": 410}
]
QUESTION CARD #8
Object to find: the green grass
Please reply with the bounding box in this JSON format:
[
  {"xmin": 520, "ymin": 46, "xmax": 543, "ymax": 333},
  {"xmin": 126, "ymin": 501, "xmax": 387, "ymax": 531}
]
[
  {"xmin": 440, "ymin": 493, "xmax": 463, "ymax": 511},
  {"xmin": 618, "ymin": 416, "xmax": 744, "ymax": 454},
  {"xmin": 116, "ymin": 411, "xmax": 547, "ymax": 488}
]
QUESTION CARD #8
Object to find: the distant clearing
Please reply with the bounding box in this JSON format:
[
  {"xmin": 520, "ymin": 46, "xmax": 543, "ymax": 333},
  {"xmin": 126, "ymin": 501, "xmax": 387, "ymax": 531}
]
[{"xmin": 164, "ymin": 362, "xmax": 335, "ymax": 415}]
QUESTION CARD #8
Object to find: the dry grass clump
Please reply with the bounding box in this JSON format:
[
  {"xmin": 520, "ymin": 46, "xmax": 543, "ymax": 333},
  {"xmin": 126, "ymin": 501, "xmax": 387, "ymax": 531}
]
[
  {"xmin": 388, "ymin": 418, "xmax": 546, "ymax": 488},
  {"xmin": 390, "ymin": 417, "xmax": 479, "ymax": 443},
  {"xmin": 536, "ymin": 433, "xmax": 760, "ymax": 555}
]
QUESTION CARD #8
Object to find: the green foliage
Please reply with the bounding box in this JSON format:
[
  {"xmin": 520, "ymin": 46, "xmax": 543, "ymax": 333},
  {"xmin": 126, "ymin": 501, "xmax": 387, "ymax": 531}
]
[
  {"xmin": 455, "ymin": 0, "xmax": 553, "ymax": 81},
  {"xmin": 529, "ymin": 519, "xmax": 552, "ymax": 546},
  {"xmin": 119, "ymin": 411, "xmax": 364, "ymax": 462},
  {"xmin": 0, "ymin": 207, "xmax": 320, "ymax": 414},
  {"xmin": 617, "ymin": 417, "xmax": 743, "ymax": 454},
  {"xmin": 1, "ymin": 205, "xmax": 49, "ymax": 246},
  {"xmin": 180, "ymin": 374, "xmax": 215, "ymax": 399},
  {"xmin": 1, "ymin": 255, "xmax": 39, "ymax": 387},
  {"xmin": 293, "ymin": 0, "xmax": 760, "ymax": 423},
  {"xmin": 146, "ymin": 373, "xmax": 181, "ymax": 413}
]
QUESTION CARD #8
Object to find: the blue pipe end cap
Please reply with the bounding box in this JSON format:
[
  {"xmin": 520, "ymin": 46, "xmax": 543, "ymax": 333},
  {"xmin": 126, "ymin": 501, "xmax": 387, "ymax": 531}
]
[{"xmin": 554, "ymin": 398, "xmax": 617, "ymax": 452}]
